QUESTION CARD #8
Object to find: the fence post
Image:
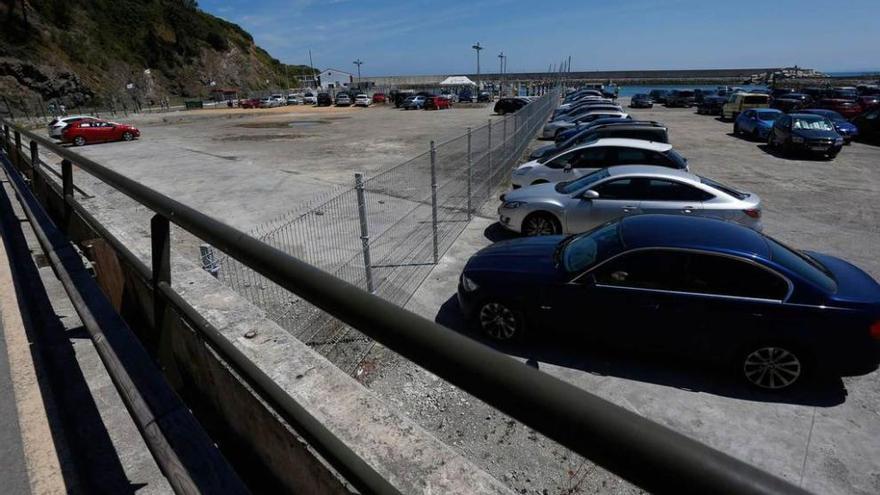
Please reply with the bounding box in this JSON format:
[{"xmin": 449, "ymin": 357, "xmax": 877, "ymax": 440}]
[
  {"xmin": 502, "ymin": 116, "xmax": 507, "ymax": 164},
  {"xmin": 354, "ymin": 173, "xmax": 374, "ymax": 293},
  {"xmin": 61, "ymin": 159, "xmax": 73, "ymax": 228},
  {"xmin": 150, "ymin": 214, "xmax": 181, "ymax": 385},
  {"xmin": 487, "ymin": 119, "xmax": 493, "ymax": 196},
  {"xmin": 466, "ymin": 127, "xmax": 472, "ymax": 221},
  {"xmin": 29, "ymin": 140, "xmax": 38, "ymax": 185},
  {"xmin": 430, "ymin": 141, "xmax": 439, "ymax": 264},
  {"xmin": 13, "ymin": 130, "xmax": 21, "ymax": 168}
]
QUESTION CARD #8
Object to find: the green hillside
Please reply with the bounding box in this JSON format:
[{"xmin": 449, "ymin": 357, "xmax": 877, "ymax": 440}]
[{"xmin": 0, "ymin": 0, "xmax": 315, "ymax": 106}]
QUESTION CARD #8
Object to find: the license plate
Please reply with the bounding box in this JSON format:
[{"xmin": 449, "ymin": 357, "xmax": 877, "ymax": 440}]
[{"xmin": 810, "ymin": 146, "xmax": 828, "ymax": 151}]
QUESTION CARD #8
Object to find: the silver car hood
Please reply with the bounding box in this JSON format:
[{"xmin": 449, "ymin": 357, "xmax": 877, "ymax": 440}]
[{"xmin": 505, "ymin": 182, "xmax": 566, "ymax": 201}]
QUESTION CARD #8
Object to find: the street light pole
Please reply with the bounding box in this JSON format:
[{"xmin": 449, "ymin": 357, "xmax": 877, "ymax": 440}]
[
  {"xmin": 472, "ymin": 42, "xmax": 483, "ymax": 98},
  {"xmin": 353, "ymin": 59, "xmax": 363, "ymax": 90},
  {"xmin": 498, "ymin": 51, "xmax": 504, "ymax": 96}
]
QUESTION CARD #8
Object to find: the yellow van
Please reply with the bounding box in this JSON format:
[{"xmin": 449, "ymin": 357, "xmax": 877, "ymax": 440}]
[{"xmin": 722, "ymin": 93, "xmax": 770, "ymax": 120}]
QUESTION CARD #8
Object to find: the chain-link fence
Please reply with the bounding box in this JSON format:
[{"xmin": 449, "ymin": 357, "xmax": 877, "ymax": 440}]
[{"xmin": 211, "ymin": 89, "xmax": 560, "ymax": 376}]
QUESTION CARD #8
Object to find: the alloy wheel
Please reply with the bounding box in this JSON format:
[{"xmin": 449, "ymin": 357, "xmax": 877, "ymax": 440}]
[
  {"xmin": 523, "ymin": 214, "xmax": 558, "ymax": 236},
  {"xmin": 123, "ymin": 132, "xmax": 133, "ymax": 141},
  {"xmin": 479, "ymin": 302, "xmax": 519, "ymax": 340},
  {"xmin": 73, "ymin": 136, "xmax": 85, "ymax": 146},
  {"xmin": 742, "ymin": 346, "xmax": 802, "ymax": 389}
]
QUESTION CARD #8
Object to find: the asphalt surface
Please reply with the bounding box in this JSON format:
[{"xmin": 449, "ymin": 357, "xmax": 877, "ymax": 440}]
[{"xmin": 0, "ymin": 316, "xmax": 31, "ymax": 495}]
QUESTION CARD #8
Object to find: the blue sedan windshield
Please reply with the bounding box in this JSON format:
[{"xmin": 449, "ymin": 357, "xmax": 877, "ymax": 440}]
[{"xmin": 561, "ymin": 222, "xmax": 624, "ymax": 273}]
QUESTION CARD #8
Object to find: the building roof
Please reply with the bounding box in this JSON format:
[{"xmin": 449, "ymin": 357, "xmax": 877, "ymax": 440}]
[
  {"xmin": 320, "ymin": 68, "xmax": 354, "ymax": 76},
  {"xmin": 440, "ymin": 76, "xmax": 476, "ymax": 86}
]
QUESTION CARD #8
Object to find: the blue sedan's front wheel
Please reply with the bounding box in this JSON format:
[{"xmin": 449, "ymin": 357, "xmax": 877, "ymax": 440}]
[
  {"xmin": 478, "ymin": 302, "xmax": 523, "ymax": 341},
  {"xmin": 741, "ymin": 345, "xmax": 804, "ymax": 390}
]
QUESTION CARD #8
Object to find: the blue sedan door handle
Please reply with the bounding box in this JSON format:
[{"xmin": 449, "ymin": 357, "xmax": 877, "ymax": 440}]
[{"xmin": 682, "ymin": 206, "xmax": 695, "ymax": 214}]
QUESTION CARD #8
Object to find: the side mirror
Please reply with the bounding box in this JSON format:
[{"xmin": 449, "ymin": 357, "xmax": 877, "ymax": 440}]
[{"xmin": 581, "ymin": 189, "xmax": 599, "ymax": 199}]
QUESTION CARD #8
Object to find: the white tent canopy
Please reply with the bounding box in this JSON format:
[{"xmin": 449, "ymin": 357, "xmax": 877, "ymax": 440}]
[{"xmin": 440, "ymin": 76, "xmax": 476, "ymax": 86}]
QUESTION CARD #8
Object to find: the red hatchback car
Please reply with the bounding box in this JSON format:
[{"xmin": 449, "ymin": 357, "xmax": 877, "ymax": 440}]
[
  {"xmin": 424, "ymin": 95, "xmax": 451, "ymax": 110},
  {"xmin": 372, "ymin": 93, "xmax": 387, "ymax": 104},
  {"xmin": 817, "ymin": 98, "xmax": 862, "ymax": 119},
  {"xmin": 239, "ymin": 98, "xmax": 261, "ymax": 109},
  {"xmin": 62, "ymin": 119, "xmax": 140, "ymax": 146}
]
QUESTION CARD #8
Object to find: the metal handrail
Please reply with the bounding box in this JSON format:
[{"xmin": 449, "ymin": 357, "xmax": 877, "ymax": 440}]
[{"xmin": 0, "ymin": 118, "xmax": 812, "ymax": 495}]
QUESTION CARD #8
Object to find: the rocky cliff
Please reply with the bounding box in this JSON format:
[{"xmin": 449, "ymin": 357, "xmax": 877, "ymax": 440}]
[{"xmin": 0, "ymin": 0, "xmax": 314, "ymax": 107}]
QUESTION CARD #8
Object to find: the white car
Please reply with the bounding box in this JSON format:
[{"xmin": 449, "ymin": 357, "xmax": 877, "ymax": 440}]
[
  {"xmin": 303, "ymin": 93, "xmax": 317, "ymax": 104},
  {"xmin": 555, "ymin": 96, "xmax": 610, "ymax": 112},
  {"xmin": 270, "ymin": 94, "xmax": 286, "ymax": 106},
  {"xmin": 354, "ymin": 94, "xmax": 372, "ymax": 107},
  {"xmin": 542, "ymin": 111, "xmax": 629, "ymax": 138},
  {"xmin": 286, "ymin": 94, "xmax": 301, "ymax": 105},
  {"xmin": 511, "ymin": 138, "xmax": 688, "ymax": 188},
  {"xmin": 48, "ymin": 115, "xmax": 95, "ymax": 139}
]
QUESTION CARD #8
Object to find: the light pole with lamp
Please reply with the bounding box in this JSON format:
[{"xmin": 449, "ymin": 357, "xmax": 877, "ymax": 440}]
[
  {"xmin": 472, "ymin": 43, "xmax": 483, "ymax": 101},
  {"xmin": 353, "ymin": 59, "xmax": 363, "ymax": 90}
]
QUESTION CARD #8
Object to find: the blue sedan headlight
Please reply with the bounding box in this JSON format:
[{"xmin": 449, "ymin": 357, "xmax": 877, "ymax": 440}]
[{"xmin": 461, "ymin": 274, "xmax": 479, "ymax": 292}]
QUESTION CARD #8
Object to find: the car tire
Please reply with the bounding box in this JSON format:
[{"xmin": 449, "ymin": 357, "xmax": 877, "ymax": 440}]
[
  {"xmin": 739, "ymin": 343, "xmax": 809, "ymax": 390},
  {"xmin": 733, "ymin": 123, "xmax": 741, "ymax": 135},
  {"xmin": 122, "ymin": 132, "xmax": 134, "ymax": 141},
  {"xmin": 478, "ymin": 301, "xmax": 524, "ymax": 341},
  {"xmin": 767, "ymin": 132, "xmax": 776, "ymax": 149},
  {"xmin": 73, "ymin": 136, "xmax": 86, "ymax": 146},
  {"xmin": 751, "ymin": 128, "xmax": 760, "ymax": 141},
  {"xmin": 521, "ymin": 212, "xmax": 560, "ymax": 236}
]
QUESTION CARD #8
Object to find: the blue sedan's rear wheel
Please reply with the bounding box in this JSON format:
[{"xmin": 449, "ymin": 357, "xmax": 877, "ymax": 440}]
[
  {"xmin": 741, "ymin": 345, "xmax": 803, "ymax": 390},
  {"xmin": 478, "ymin": 302, "xmax": 522, "ymax": 341}
]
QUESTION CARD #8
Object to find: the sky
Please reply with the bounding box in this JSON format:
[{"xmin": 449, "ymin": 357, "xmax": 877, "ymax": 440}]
[{"xmin": 199, "ymin": 0, "xmax": 880, "ymax": 76}]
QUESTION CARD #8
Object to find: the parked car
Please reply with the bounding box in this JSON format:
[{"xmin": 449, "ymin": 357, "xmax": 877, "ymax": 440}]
[
  {"xmin": 733, "ymin": 108, "xmax": 783, "ymax": 140},
  {"xmin": 494, "ymin": 97, "xmax": 529, "ymax": 115},
  {"xmin": 402, "ymin": 95, "xmax": 427, "ymax": 110},
  {"xmin": 239, "ymin": 98, "xmax": 261, "ymax": 109},
  {"xmin": 458, "ymin": 90, "xmax": 474, "ymax": 102},
  {"xmin": 370, "ymin": 92, "xmax": 386, "ymax": 104},
  {"xmin": 354, "ymin": 94, "xmax": 372, "ymax": 107},
  {"xmin": 501, "ymin": 165, "xmax": 760, "ymax": 236},
  {"xmin": 770, "ymin": 93, "xmax": 812, "ymax": 113},
  {"xmin": 831, "ymin": 87, "xmax": 859, "ymax": 101},
  {"xmin": 425, "ymin": 95, "xmax": 452, "ymax": 110},
  {"xmin": 512, "ymin": 138, "xmax": 687, "ymax": 188},
  {"xmin": 457, "ymin": 214, "xmax": 880, "ymax": 390},
  {"xmin": 722, "ymin": 93, "xmax": 770, "ymax": 120},
  {"xmin": 61, "ymin": 119, "xmax": 140, "ymax": 146},
  {"xmin": 664, "ymin": 90, "xmax": 696, "ymax": 108},
  {"xmin": 815, "ymin": 99, "xmax": 862, "ymax": 119},
  {"xmin": 797, "ymin": 109, "xmax": 859, "ymax": 143},
  {"xmin": 857, "ymin": 95, "xmax": 880, "ymax": 111},
  {"xmin": 477, "ymin": 92, "xmax": 492, "ymax": 103},
  {"xmin": 648, "ymin": 89, "xmax": 670, "ymax": 104},
  {"xmin": 552, "ymin": 117, "xmax": 636, "ymax": 144},
  {"xmin": 770, "ymin": 88, "xmax": 795, "ymax": 99},
  {"xmin": 286, "ymin": 94, "xmax": 301, "ymax": 105},
  {"xmin": 440, "ymin": 92, "xmax": 459, "ymax": 103},
  {"xmin": 48, "ymin": 115, "xmax": 95, "ymax": 139},
  {"xmin": 260, "ymin": 97, "xmax": 282, "ymax": 108},
  {"xmin": 696, "ymin": 95, "xmax": 728, "ymax": 115},
  {"xmin": 270, "ymin": 94, "xmax": 286, "ymax": 106},
  {"xmin": 529, "ymin": 122, "xmax": 669, "ymax": 160},
  {"xmin": 629, "ymin": 94, "xmax": 653, "ymax": 108},
  {"xmin": 552, "ymin": 99, "xmax": 615, "ymax": 119},
  {"xmin": 303, "ymin": 92, "xmax": 318, "ymax": 104},
  {"xmin": 851, "ymin": 105, "xmax": 880, "ymax": 142},
  {"xmin": 316, "ymin": 93, "xmax": 332, "ymax": 106},
  {"xmin": 767, "ymin": 113, "xmax": 844, "ymax": 159},
  {"xmin": 335, "ymin": 93, "xmax": 352, "ymax": 106},
  {"xmin": 542, "ymin": 111, "xmax": 629, "ymax": 139}
]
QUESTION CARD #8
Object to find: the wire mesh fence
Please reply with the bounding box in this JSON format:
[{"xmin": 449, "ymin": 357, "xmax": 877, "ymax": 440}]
[{"xmin": 211, "ymin": 89, "xmax": 561, "ymax": 376}]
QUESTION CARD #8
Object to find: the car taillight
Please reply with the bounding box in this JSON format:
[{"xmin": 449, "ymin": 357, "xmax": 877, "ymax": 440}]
[
  {"xmin": 871, "ymin": 320, "xmax": 880, "ymax": 340},
  {"xmin": 744, "ymin": 209, "xmax": 761, "ymax": 219}
]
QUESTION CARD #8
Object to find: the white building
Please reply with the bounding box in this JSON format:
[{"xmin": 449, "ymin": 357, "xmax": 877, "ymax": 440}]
[{"xmin": 318, "ymin": 69, "xmax": 354, "ymax": 90}]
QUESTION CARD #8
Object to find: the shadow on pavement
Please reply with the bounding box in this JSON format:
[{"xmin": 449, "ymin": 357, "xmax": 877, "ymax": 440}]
[
  {"xmin": 435, "ymin": 294, "xmax": 847, "ymax": 407},
  {"xmin": 483, "ymin": 222, "xmax": 520, "ymax": 243}
]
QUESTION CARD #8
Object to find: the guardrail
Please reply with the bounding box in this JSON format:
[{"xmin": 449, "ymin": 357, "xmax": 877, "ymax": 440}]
[{"xmin": 0, "ymin": 117, "xmax": 812, "ymax": 495}]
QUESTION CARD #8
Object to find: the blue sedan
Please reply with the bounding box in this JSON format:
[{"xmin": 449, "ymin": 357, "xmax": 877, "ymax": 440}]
[
  {"xmin": 734, "ymin": 108, "xmax": 783, "ymax": 140},
  {"xmin": 458, "ymin": 215, "xmax": 880, "ymax": 390},
  {"xmin": 798, "ymin": 109, "xmax": 860, "ymax": 143}
]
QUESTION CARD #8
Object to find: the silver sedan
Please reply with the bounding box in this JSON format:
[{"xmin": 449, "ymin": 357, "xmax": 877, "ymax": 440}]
[{"xmin": 498, "ymin": 165, "xmax": 762, "ymax": 236}]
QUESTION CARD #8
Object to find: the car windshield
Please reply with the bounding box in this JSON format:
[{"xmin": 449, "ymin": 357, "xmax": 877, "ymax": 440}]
[
  {"xmin": 559, "ymin": 222, "xmax": 624, "ymax": 273},
  {"xmin": 699, "ymin": 176, "xmax": 747, "ymax": 199},
  {"xmin": 792, "ymin": 117, "xmax": 834, "ymax": 131},
  {"xmin": 664, "ymin": 149, "xmax": 688, "ymax": 169},
  {"xmin": 765, "ymin": 238, "xmax": 837, "ymax": 293},
  {"xmin": 756, "ymin": 111, "xmax": 780, "ymax": 121},
  {"xmin": 555, "ymin": 168, "xmax": 610, "ymax": 194}
]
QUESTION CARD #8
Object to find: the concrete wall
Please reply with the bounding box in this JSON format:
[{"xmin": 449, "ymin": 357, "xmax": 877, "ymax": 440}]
[{"xmin": 5, "ymin": 144, "xmax": 513, "ymax": 494}]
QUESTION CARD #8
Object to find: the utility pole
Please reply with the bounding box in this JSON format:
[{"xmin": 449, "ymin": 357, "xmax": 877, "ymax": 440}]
[
  {"xmin": 498, "ymin": 51, "xmax": 504, "ymax": 96},
  {"xmin": 472, "ymin": 42, "xmax": 483, "ymax": 96},
  {"xmin": 353, "ymin": 59, "xmax": 363, "ymax": 90},
  {"xmin": 308, "ymin": 49, "xmax": 316, "ymax": 89}
]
